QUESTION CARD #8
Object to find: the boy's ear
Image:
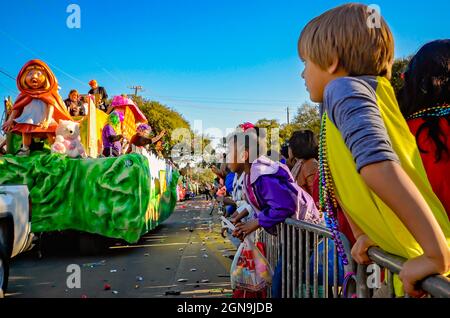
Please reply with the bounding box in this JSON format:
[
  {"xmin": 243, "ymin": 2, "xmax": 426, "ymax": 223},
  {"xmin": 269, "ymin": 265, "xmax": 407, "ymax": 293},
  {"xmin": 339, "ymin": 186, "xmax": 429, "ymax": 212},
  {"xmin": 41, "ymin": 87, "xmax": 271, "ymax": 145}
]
[{"xmin": 327, "ymin": 57, "xmax": 340, "ymax": 74}]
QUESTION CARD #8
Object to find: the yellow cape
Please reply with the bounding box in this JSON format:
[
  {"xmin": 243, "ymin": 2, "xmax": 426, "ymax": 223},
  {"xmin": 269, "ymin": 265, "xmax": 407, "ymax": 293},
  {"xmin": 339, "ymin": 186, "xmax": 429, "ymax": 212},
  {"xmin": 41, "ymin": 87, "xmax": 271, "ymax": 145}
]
[{"xmin": 325, "ymin": 76, "xmax": 450, "ymax": 296}]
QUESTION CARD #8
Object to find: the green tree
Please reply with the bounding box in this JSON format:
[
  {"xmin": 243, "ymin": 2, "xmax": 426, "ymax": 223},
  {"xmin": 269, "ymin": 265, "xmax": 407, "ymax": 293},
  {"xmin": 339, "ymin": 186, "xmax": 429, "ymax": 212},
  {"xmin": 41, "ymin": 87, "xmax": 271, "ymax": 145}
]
[
  {"xmin": 255, "ymin": 118, "xmax": 281, "ymax": 151},
  {"xmin": 191, "ymin": 167, "xmax": 215, "ymax": 184},
  {"xmin": 279, "ymin": 123, "xmax": 301, "ymax": 144},
  {"xmin": 130, "ymin": 96, "xmax": 191, "ymax": 149},
  {"xmin": 391, "ymin": 56, "xmax": 412, "ymax": 98},
  {"xmin": 255, "ymin": 118, "xmax": 279, "ymax": 129},
  {"xmin": 292, "ymin": 102, "xmax": 321, "ymax": 135},
  {"xmin": 191, "ymin": 132, "xmax": 212, "ymax": 155}
]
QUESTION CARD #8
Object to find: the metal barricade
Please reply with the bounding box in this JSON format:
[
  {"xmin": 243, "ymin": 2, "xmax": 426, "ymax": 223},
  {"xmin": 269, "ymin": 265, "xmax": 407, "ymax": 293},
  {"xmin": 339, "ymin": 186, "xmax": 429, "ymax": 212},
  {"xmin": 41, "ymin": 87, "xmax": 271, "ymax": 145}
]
[
  {"xmin": 356, "ymin": 247, "xmax": 450, "ymax": 298},
  {"xmin": 257, "ymin": 218, "xmax": 450, "ymax": 298},
  {"xmin": 258, "ymin": 218, "xmax": 354, "ymax": 298}
]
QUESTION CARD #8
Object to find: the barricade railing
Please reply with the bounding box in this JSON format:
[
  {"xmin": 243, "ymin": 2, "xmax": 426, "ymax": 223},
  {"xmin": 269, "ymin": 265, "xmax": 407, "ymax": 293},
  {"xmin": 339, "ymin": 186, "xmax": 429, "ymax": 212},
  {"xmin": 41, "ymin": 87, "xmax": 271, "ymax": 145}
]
[
  {"xmin": 356, "ymin": 247, "xmax": 450, "ymax": 298},
  {"xmin": 257, "ymin": 218, "xmax": 450, "ymax": 298},
  {"xmin": 258, "ymin": 218, "xmax": 354, "ymax": 298}
]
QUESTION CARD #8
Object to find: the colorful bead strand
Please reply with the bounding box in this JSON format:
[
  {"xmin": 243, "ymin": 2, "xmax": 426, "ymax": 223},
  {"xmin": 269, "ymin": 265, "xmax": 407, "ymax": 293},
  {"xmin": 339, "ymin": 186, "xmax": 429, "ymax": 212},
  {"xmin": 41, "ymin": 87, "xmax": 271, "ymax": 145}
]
[
  {"xmin": 319, "ymin": 113, "xmax": 349, "ymax": 266},
  {"xmin": 407, "ymin": 104, "xmax": 450, "ymax": 120}
]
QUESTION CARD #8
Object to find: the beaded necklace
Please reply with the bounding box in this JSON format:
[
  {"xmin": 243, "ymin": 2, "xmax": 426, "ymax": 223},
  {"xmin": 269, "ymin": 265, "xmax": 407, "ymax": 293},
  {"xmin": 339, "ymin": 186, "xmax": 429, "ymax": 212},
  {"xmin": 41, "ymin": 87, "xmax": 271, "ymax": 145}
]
[
  {"xmin": 319, "ymin": 113, "xmax": 349, "ymax": 266},
  {"xmin": 407, "ymin": 104, "xmax": 450, "ymax": 120}
]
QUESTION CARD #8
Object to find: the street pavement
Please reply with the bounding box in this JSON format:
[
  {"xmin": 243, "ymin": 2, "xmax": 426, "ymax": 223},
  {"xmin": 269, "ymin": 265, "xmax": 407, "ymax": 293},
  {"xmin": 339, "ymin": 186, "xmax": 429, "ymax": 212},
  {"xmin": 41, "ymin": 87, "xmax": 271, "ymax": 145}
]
[{"xmin": 5, "ymin": 198, "xmax": 237, "ymax": 298}]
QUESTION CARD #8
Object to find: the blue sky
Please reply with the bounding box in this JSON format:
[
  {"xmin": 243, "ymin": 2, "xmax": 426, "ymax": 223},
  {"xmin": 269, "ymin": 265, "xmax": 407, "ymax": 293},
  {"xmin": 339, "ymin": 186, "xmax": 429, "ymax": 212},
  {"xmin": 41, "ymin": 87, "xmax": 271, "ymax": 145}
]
[{"xmin": 0, "ymin": 0, "xmax": 449, "ymax": 139}]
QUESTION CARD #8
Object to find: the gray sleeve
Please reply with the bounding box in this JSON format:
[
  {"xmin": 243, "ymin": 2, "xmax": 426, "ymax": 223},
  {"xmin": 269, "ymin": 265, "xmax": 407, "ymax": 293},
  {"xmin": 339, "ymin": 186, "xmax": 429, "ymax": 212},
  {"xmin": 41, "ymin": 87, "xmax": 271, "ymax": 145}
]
[{"xmin": 324, "ymin": 77, "xmax": 400, "ymax": 172}]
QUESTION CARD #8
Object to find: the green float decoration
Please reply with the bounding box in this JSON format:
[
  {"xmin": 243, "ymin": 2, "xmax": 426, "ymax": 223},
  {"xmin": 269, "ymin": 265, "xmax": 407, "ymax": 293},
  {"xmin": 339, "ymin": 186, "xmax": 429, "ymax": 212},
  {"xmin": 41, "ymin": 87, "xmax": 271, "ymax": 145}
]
[{"xmin": 0, "ymin": 152, "xmax": 179, "ymax": 243}]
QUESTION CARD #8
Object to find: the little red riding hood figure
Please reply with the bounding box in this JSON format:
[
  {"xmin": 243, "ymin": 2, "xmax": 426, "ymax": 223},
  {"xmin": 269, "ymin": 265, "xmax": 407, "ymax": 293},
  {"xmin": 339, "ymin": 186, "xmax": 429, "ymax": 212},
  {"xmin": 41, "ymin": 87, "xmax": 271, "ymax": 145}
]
[{"xmin": 2, "ymin": 59, "xmax": 72, "ymax": 155}]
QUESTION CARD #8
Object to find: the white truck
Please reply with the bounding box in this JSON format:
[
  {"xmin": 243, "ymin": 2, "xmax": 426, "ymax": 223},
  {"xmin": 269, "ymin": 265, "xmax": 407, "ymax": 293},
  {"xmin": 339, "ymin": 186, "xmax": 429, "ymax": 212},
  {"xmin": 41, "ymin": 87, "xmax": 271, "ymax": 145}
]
[{"xmin": 0, "ymin": 185, "xmax": 34, "ymax": 297}]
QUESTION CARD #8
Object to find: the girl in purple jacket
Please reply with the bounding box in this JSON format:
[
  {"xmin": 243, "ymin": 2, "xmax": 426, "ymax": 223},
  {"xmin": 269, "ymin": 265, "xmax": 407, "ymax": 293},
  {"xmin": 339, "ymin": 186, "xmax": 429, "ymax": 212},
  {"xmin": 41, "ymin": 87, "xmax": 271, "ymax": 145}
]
[{"xmin": 227, "ymin": 127, "xmax": 322, "ymax": 240}]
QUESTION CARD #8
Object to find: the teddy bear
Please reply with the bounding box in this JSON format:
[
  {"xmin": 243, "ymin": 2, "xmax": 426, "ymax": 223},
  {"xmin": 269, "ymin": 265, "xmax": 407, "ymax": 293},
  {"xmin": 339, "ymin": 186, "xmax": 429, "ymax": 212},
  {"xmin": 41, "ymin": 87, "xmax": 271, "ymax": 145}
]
[{"xmin": 51, "ymin": 120, "xmax": 86, "ymax": 158}]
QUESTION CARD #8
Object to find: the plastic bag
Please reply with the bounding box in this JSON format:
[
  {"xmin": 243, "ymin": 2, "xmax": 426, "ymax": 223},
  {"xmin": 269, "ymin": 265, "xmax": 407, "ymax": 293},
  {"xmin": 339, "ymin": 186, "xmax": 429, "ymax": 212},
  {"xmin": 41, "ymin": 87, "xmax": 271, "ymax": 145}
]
[
  {"xmin": 221, "ymin": 217, "xmax": 273, "ymax": 292},
  {"xmin": 230, "ymin": 238, "xmax": 273, "ymax": 291}
]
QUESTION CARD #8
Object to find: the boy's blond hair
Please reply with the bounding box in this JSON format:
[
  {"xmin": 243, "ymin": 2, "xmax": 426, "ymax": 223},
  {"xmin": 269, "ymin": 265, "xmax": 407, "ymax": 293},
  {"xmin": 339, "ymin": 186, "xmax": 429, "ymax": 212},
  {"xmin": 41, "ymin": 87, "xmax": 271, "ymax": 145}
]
[{"xmin": 298, "ymin": 3, "xmax": 394, "ymax": 78}]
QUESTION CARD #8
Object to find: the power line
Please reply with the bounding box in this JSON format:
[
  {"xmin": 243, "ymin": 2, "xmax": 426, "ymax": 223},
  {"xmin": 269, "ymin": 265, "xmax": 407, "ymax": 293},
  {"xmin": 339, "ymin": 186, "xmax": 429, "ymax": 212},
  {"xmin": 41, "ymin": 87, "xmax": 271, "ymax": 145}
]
[
  {"xmin": 129, "ymin": 85, "xmax": 144, "ymax": 97},
  {"xmin": 152, "ymin": 94, "xmax": 301, "ymax": 105},
  {"xmin": 159, "ymin": 101, "xmax": 287, "ymax": 115},
  {"xmin": 0, "ymin": 64, "xmax": 288, "ymax": 114},
  {"xmin": 0, "ymin": 28, "xmax": 86, "ymax": 86},
  {"xmin": 146, "ymin": 95, "xmax": 287, "ymax": 113},
  {"xmin": 0, "ymin": 68, "xmax": 15, "ymax": 81},
  {"xmin": 154, "ymin": 96, "xmax": 294, "ymax": 107},
  {"xmin": 94, "ymin": 60, "xmax": 130, "ymax": 88},
  {"xmin": 0, "ymin": 27, "xmax": 302, "ymax": 116},
  {"xmin": 0, "ymin": 80, "xmax": 16, "ymax": 95},
  {"xmin": 142, "ymin": 94, "xmax": 274, "ymax": 112},
  {"xmin": 0, "ymin": 68, "xmax": 17, "ymax": 95}
]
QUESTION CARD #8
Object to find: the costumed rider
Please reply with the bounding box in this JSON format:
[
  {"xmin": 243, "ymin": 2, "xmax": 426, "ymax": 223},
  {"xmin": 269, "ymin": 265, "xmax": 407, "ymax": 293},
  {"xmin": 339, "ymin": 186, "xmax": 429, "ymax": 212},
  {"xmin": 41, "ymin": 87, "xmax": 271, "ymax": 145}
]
[
  {"xmin": 126, "ymin": 124, "xmax": 166, "ymax": 156},
  {"xmin": 1, "ymin": 59, "xmax": 73, "ymax": 156},
  {"xmin": 64, "ymin": 89, "xmax": 85, "ymax": 116},
  {"xmin": 102, "ymin": 110, "xmax": 125, "ymax": 157},
  {"xmin": 88, "ymin": 79, "xmax": 109, "ymax": 112}
]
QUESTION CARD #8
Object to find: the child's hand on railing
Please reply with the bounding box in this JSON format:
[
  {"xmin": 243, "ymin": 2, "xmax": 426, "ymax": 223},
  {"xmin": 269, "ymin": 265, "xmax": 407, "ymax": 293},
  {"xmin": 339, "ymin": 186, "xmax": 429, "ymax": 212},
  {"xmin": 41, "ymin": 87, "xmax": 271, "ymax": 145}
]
[
  {"xmin": 232, "ymin": 222, "xmax": 246, "ymax": 241},
  {"xmin": 351, "ymin": 234, "xmax": 377, "ymax": 265},
  {"xmin": 234, "ymin": 219, "xmax": 260, "ymax": 240},
  {"xmin": 232, "ymin": 225, "xmax": 244, "ymax": 240},
  {"xmin": 231, "ymin": 209, "xmax": 249, "ymax": 225},
  {"xmin": 230, "ymin": 217, "xmax": 239, "ymax": 225},
  {"xmin": 231, "ymin": 213, "xmax": 244, "ymax": 225},
  {"xmin": 400, "ymin": 254, "xmax": 448, "ymax": 298}
]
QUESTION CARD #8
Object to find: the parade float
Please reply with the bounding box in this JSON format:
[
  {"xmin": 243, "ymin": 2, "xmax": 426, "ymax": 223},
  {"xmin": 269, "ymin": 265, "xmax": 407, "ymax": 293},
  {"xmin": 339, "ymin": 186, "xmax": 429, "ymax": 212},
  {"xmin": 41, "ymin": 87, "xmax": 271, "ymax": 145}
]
[
  {"xmin": 0, "ymin": 60, "xmax": 179, "ymax": 244},
  {"xmin": 107, "ymin": 94, "xmax": 148, "ymax": 141}
]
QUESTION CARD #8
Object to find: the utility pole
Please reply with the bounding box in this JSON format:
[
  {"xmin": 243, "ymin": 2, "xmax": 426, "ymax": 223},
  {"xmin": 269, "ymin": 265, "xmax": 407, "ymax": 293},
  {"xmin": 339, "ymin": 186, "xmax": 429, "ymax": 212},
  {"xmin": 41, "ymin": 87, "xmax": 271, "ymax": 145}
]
[
  {"xmin": 129, "ymin": 85, "xmax": 144, "ymax": 97},
  {"xmin": 287, "ymin": 107, "xmax": 290, "ymax": 125}
]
